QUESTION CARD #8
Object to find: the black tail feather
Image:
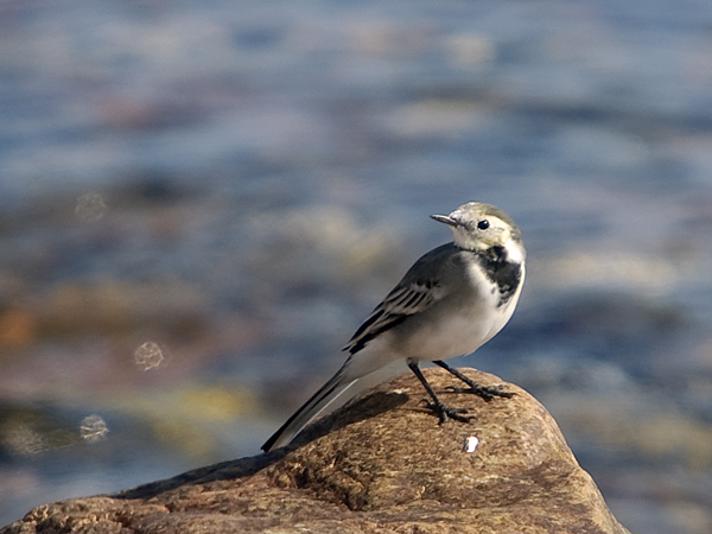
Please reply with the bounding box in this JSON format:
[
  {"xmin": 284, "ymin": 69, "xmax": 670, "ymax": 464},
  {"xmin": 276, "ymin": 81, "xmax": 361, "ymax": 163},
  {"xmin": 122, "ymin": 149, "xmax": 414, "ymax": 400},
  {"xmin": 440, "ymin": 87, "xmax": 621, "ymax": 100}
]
[{"xmin": 261, "ymin": 367, "xmax": 352, "ymax": 452}]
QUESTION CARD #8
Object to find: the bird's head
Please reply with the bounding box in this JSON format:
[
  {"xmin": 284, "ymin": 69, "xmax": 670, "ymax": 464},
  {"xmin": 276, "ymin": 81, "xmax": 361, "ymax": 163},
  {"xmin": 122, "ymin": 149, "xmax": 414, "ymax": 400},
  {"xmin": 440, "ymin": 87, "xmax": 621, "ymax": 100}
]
[{"xmin": 431, "ymin": 201, "xmax": 525, "ymax": 263}]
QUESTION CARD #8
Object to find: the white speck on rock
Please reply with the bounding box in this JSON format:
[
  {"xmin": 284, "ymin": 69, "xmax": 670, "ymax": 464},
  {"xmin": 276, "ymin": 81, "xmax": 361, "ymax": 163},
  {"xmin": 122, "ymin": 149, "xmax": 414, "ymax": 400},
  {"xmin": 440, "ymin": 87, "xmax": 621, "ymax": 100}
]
[{"xmin": 464, "ymin": 435, "xmax": 479, "ymax": 453}]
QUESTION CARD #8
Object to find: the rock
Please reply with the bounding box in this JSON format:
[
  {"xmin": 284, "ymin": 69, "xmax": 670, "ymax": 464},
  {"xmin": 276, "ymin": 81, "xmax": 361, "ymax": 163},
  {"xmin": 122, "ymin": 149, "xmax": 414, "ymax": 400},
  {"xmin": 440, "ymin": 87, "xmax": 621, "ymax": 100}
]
[{"xmin": 1, "ymin": 369, "xmax": 629, "ymax": 534}]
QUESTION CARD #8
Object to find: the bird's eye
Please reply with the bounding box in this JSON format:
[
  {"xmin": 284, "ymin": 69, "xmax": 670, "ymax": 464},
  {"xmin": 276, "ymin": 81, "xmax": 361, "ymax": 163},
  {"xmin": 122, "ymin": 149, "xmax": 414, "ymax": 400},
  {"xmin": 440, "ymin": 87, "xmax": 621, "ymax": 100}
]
[{"xmin": 477, "ymin": 220, "xmax": 490, "ymax": 230}]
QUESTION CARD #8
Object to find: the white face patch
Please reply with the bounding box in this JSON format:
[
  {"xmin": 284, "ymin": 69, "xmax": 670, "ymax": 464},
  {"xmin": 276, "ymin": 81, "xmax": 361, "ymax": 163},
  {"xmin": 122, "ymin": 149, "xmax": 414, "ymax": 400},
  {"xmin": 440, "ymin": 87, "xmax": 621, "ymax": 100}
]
[
  {"xmin": 449, "ymin": 215, "xmax": 521, "ymax": 256},
  {"xmin": 503, "ymin": 238, "xmax": 525, "ymax": 264},
  {"xmin": 450, "ymin": 225, "xmax": 478, "ymax": 249}
]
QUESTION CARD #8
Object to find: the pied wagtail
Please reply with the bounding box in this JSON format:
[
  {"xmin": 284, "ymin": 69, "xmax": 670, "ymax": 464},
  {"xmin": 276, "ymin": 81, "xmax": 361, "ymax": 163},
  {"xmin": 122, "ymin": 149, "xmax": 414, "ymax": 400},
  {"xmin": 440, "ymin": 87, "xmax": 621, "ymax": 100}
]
[{"xmin": 262, "ymin": 201, "xmax": 525, "ymax": 452}]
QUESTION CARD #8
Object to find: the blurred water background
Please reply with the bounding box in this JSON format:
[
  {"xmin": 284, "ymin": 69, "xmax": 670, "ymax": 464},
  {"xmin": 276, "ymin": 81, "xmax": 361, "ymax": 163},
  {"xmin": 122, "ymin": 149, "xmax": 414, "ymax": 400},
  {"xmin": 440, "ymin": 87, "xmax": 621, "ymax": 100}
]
[{"xmin": 1, "ymin": 0, "xmax": 712, "ymax": 532}]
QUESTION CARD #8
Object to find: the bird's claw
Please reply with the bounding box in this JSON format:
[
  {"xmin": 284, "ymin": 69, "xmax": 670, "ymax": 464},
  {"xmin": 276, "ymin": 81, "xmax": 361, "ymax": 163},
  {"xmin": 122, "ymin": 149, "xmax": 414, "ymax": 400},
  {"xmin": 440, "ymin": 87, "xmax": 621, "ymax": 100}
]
[
  {"xmin": 424, "ymin": 401, "xmax": 473, "ymax": 424},
  {"xmin": 444, "ymin": 384, "xmax": 515, "ymax": 402}
]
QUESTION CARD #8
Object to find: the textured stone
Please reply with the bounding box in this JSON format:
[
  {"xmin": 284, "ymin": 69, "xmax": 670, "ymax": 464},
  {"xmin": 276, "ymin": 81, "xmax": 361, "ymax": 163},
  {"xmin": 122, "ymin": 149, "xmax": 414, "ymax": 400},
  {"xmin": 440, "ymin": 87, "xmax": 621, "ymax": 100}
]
[{"xmin": 1, "ymin": 369, "xmax": 629, "ymax": 534}]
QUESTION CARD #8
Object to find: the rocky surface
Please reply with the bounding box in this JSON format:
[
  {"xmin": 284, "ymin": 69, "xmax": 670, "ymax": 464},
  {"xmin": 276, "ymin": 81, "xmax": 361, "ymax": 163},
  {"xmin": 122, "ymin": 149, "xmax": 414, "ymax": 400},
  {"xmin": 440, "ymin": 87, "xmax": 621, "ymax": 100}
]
[{"xmin": 1, "ymin": 369, "xmax": 629, "ymax": 534}]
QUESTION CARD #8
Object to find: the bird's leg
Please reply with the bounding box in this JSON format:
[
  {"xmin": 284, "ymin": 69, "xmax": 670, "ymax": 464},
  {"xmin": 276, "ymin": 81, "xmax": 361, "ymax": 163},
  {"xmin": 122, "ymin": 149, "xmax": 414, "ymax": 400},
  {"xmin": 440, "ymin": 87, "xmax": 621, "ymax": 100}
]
[
  {"xmin": 433, "ymin": 360, "xmax": 514, "ymax": 401},
  {"xmin": 407, "ymin": 360, "xmax": 472, "ymax": 424}
]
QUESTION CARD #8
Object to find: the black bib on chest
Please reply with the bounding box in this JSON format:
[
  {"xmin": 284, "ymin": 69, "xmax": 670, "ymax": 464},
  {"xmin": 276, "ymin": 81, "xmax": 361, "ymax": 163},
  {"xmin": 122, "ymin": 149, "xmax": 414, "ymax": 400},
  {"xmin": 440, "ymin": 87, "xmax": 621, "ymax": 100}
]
[{"xmin": 476, "ymin": 245, "xmax": 522, "ymax": 306}]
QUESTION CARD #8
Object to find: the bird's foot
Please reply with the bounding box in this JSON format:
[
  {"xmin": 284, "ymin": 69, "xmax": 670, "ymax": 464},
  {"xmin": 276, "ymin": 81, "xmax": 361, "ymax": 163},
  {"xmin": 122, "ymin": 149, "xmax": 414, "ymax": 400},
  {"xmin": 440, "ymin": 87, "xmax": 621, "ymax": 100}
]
[
  {"xmin": 445, "ymin": 383, "xmax": 515, "ymax": 402},
  {"xmin": 421, "ymin": 400, "xmax": 473, "ymax": 424}
]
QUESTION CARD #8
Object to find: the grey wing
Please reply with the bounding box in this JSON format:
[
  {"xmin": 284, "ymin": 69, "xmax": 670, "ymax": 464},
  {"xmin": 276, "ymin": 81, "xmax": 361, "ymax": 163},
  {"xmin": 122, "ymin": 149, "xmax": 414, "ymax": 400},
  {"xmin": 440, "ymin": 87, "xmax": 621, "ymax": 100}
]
[{"xmin": 342, "ymin": 244, "xmax": 457, "ymax": 355}]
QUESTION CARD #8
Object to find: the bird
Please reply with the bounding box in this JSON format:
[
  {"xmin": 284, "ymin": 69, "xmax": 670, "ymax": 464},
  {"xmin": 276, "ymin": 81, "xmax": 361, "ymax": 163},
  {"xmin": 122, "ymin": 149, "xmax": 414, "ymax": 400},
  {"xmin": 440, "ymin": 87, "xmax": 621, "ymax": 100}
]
[{"xmin": 261, "ymin": 201, "xmax": 526, "ymax": 453}]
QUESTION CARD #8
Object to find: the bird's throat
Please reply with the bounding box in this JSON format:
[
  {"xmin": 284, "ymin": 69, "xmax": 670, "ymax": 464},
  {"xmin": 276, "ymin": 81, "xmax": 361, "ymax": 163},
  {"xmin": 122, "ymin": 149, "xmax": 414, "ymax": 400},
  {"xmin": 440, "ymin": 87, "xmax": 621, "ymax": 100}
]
[{"xmin": 475, "ymin": 246, "xmax": 523, "ymax": 307}]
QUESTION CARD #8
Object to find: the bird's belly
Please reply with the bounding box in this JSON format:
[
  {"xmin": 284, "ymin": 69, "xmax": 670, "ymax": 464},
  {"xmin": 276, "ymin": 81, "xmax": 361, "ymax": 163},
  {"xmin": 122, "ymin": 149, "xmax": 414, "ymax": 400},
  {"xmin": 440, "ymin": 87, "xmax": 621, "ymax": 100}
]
[
  {"xmin": 418, "ymin": 316, "xmax": 491, "ymax": 359},
  {"xmin": 397, "ymin": 297, "xmax": 507, "ymax": 361}
]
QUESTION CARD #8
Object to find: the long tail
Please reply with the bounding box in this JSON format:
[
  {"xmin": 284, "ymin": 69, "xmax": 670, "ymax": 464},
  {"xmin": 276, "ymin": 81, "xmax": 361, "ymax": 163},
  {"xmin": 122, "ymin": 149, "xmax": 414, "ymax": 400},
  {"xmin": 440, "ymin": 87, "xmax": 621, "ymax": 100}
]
[{"xmin": 261, "ymin": 367, "xmax": 357, "ymax": 453}]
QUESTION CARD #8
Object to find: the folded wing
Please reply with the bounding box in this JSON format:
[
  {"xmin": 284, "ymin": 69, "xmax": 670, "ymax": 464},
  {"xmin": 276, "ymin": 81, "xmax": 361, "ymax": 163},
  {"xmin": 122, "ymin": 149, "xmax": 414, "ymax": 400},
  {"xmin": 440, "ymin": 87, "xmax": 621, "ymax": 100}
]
[{"xmin": 343, "ymin": 279, "xmax": 443, "ymax": 355}]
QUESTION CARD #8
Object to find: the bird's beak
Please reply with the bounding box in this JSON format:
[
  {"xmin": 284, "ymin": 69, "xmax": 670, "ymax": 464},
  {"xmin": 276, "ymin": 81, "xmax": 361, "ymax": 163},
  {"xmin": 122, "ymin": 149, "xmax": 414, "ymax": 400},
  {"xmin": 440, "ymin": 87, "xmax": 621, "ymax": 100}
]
[{"xmin": 430, "ymin": 214, "xmax": 459, "ymax": 227}]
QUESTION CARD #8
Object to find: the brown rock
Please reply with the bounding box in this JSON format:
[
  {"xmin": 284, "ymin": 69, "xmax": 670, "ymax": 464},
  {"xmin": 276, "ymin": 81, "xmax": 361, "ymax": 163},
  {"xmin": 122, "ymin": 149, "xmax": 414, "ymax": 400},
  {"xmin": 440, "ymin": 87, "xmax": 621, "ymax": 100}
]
[{"xmin": 1, "ymin": 369, "xmax": 629, "ymax": 534}]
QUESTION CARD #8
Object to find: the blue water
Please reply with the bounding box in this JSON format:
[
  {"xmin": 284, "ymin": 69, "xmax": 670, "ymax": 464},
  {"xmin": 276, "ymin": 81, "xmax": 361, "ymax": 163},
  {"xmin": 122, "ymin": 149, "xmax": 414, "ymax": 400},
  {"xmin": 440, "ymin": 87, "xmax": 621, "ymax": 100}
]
[{"xmin": 1, "ymin": 1, "xmax": 712, "ymax": 532}]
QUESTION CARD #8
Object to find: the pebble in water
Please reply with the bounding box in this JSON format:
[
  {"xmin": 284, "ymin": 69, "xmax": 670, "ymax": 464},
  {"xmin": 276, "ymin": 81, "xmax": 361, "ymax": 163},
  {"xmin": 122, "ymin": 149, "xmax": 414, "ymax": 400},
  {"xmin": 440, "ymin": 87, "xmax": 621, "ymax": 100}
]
[
  {"xmin": 134, "ymin": 341, "xmax": 165, "ymax": 371},
  {"xmin": 74, "ymin": 192, "xmax": 107, "ymax": 222},
  {"xmin": 79, "ymin": 415, "xmax": 109, "ymax": 443}
]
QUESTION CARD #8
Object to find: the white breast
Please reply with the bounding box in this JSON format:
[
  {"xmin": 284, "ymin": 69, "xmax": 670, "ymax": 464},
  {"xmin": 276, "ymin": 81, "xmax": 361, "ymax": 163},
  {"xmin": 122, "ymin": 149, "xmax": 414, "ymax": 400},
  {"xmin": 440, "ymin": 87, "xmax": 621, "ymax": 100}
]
[
  {"xmin": 464, "ymin": 260, "xmax": 522, "ymax": 347},
  {"xmin": 397, "ymin": 261, "xmax": 521, "ymax": 361}
]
